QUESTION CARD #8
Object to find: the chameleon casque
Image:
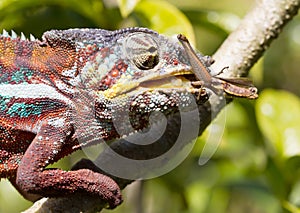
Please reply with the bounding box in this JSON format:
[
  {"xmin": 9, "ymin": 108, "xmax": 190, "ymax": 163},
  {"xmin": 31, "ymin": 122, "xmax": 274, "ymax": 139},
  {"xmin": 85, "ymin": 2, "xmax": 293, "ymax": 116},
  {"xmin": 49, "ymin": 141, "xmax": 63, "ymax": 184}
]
[{"xmin": 0, "ymin": 27, "xmax": 257, "ymax": 209}]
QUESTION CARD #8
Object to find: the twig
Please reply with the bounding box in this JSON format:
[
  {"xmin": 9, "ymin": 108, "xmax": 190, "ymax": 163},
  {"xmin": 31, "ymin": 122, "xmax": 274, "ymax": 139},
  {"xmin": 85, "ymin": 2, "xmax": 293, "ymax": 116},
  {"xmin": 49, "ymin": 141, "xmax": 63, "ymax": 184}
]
[{"xmin": 211, "ymin": 0, "xmax": 300, "ymax": 77}]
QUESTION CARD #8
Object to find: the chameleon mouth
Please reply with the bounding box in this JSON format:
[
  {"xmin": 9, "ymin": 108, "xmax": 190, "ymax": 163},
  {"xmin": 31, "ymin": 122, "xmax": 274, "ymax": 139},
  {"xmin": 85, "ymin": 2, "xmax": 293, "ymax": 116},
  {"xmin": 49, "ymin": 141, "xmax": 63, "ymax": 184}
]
[
  {"xmin": 139, "ymin": 74, "xmax": 194, "ymax": 89},
  {"xmin": 102, "ymin": 68, "xmax": 202, "ymax": 99},
  {"xmin": 130, "ymin": 72, "xmax": 204, "ymax": 98}
]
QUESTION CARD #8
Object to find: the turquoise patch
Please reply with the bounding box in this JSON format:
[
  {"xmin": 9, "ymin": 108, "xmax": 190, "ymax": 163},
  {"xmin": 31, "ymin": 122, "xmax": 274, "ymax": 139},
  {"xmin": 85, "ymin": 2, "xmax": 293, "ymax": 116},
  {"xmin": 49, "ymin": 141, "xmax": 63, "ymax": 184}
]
[
  {"xmin": 0, "ymin": 95, "xmax": 10, "ymax": 111},
  {"xmin": 8, "ymin": 102, "xmax": 43, "ymax": 117},
  {"xmin": 6, "ymin": 101, "xmax": 61, "ymax": 118},
  {"xmin": 0, "ymin": 67, "xmax": 33, "ymax": 84},
  {"xmin": 11, "ymin": 67, "xmax": 33, "ymax": 83}
]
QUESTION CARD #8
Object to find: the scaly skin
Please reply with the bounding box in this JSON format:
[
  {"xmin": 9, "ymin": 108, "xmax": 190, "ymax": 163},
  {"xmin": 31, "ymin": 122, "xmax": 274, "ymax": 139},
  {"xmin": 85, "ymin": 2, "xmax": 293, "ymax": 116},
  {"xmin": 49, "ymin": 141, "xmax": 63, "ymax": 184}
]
[{"xmin": 0, "ymin": 28, "xmax": 210, "ymax": 208}]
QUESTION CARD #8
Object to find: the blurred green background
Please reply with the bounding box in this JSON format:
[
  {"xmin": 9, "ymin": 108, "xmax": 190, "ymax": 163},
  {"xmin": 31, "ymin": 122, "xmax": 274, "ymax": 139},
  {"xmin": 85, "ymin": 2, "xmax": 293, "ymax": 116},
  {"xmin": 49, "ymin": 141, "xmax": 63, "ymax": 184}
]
[{"xmin": 0, "ymin": 0, "xmax": 300, "ymax": 212}]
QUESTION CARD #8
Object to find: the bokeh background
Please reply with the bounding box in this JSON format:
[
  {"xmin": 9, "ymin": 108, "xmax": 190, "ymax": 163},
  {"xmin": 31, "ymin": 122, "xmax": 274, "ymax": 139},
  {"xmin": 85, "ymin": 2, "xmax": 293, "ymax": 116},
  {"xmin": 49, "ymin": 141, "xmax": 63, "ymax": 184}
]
[{"xmin": 0, "ymin": 0, "xmax": 300, "ymax": 212}]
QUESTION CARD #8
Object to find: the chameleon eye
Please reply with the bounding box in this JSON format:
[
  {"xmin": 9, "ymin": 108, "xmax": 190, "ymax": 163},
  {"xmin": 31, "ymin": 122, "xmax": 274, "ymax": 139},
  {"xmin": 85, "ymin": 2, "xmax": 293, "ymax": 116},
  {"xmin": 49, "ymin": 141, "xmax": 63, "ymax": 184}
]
[{"xmin": 124, "ymin": 33, "xmax": 159, "ymax": 70}]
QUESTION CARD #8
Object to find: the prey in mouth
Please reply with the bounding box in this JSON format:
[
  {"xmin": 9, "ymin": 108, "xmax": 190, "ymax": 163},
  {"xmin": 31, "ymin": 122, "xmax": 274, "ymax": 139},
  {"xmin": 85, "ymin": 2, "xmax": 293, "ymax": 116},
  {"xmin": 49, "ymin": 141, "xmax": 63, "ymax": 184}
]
[{"xmin": 177, "ymin": 34, "xmax": 258, "ymax": 99}]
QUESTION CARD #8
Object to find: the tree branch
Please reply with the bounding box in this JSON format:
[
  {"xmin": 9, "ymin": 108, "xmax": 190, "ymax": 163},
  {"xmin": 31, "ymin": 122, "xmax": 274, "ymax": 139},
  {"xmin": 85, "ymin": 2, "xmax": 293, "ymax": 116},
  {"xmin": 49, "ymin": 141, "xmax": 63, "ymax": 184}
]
[
  {"xmin": 211, "ymin": 0, "xmax": 300, "ymax": 77},
  {"xmin": 23, "ymin": 0, "xmax": 300, "ymax": 212}
]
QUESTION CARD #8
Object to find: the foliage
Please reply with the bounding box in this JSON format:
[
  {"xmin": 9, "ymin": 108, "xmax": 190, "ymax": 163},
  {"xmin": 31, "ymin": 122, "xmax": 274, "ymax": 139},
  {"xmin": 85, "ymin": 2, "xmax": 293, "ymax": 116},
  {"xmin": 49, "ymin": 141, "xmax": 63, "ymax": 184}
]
[{"xmin": 0, "ymin": 0, "xmax": 300, "ymax": 212}]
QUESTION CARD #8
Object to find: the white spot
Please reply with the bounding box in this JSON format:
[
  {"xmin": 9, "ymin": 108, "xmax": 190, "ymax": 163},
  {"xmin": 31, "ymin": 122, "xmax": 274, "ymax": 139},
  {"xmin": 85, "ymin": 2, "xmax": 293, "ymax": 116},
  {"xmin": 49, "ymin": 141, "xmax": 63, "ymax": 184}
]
[
  {"xmin": 149, "ymin": 103, "xmax": 155, "ymax": 108},
  {"xmin": 48, "ymin": 117, "xmax": 66, "ymax": 128}
]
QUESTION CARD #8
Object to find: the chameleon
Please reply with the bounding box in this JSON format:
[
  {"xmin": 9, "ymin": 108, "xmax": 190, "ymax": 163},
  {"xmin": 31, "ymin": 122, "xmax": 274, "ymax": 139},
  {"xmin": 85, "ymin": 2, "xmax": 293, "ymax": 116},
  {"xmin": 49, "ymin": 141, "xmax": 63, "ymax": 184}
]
[
  {"xmin": 0, "ymin": 27, "xmax": 211, "ymax": 209},
  {"xmin": 0, "ymin": 27, "xmax": 257, "ymax": 209}
]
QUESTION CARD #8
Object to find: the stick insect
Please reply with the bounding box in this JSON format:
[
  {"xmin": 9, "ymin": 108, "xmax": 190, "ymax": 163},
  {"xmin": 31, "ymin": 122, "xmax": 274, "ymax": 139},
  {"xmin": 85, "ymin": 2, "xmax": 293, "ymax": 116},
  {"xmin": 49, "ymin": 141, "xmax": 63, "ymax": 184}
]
[{"xmin": 177, "ymin": 34, "xmax": 258, "ymax": 99}]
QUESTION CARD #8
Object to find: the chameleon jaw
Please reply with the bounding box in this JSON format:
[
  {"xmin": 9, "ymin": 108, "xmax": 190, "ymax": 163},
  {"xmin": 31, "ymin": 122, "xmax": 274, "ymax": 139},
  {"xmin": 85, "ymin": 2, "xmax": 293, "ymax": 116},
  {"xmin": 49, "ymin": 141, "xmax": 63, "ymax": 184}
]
[{"xmin": 102, "ymin": 71, "xmax": 204, "ymax": 100}]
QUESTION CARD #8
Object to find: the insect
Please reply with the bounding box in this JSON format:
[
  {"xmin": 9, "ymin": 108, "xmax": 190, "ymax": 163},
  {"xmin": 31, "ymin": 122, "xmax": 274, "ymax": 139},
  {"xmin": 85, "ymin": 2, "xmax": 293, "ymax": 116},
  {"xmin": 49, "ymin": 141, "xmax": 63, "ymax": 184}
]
[{"xmin": 177, "ymin": 34, "xmax": 258, "ymax": 99}]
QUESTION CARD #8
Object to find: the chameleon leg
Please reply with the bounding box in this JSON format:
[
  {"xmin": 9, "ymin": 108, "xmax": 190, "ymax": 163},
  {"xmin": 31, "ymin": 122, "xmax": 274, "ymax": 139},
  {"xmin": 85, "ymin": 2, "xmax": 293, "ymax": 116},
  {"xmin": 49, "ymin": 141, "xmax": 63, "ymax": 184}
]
[
  {"xmin": 9, "ymin": 175, "xmax": 42, "ymax": 201},
  {"xmin": 15, "ymin": 121, "xmax": 122, "ymax": 209}
]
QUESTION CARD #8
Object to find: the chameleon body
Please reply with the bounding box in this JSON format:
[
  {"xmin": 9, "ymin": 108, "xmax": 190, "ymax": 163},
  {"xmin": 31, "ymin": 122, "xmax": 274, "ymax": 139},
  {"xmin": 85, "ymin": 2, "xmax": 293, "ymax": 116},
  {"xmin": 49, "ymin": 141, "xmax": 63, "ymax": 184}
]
[{"xmin": 0, "ymin": 28, "xmax": 209, "ymax": 208}]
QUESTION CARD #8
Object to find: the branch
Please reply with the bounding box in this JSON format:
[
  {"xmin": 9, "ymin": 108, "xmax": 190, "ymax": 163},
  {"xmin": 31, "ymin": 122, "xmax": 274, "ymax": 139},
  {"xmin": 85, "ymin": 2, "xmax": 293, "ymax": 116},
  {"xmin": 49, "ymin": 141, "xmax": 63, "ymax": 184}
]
[
  {"xmin": 211, "ymin": 0, "xmax": 300, "ymax": 77},
  {"xmin": 23, "ymin": 0, "xmax": 300, "ymax": 212}
]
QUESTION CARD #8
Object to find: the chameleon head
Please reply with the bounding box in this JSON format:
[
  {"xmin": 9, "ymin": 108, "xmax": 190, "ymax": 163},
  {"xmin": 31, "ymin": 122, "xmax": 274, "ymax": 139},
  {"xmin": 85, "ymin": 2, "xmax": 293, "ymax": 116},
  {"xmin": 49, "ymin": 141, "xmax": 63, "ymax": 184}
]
[
  {"xmin": 38, "ymin": 28, "xmax": 208, "ymax": 140},
  {"xmin": 68, "ymin": 28, "xmax": 203, "ymax": 101}
]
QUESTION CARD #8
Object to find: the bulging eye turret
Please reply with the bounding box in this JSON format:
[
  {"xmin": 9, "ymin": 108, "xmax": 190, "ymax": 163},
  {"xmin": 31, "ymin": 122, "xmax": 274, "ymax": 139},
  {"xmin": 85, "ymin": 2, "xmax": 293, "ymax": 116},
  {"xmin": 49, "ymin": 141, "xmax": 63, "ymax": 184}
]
[{"xmin": 124, "ymin": 32, "xmax": 159, "ymax": 70}]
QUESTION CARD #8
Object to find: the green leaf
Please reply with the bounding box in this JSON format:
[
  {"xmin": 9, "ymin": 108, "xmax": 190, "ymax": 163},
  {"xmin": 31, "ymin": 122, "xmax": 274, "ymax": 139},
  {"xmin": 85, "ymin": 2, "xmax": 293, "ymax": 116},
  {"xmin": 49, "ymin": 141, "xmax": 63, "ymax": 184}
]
[
  {"xmin": 256, "ymin": 89, "xmax": 300, "ymax": 158},
  {"xmin": 185, "ymin": 181, "xmax": 212, "ymax": 212},
  {"xmin": 117, "ymin": 0, "xmax": 141, "ymax": 18},
  {"xmin": 288, "ymin": 180, "xmax": 300, "ymax": 208},
  {"xmin": 0, "ymin": 0, "xmax": 107, "ymax": 32},
  {"xmin": 134, "ymin": 0, "xmax": 195, "ymax": 45}
]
